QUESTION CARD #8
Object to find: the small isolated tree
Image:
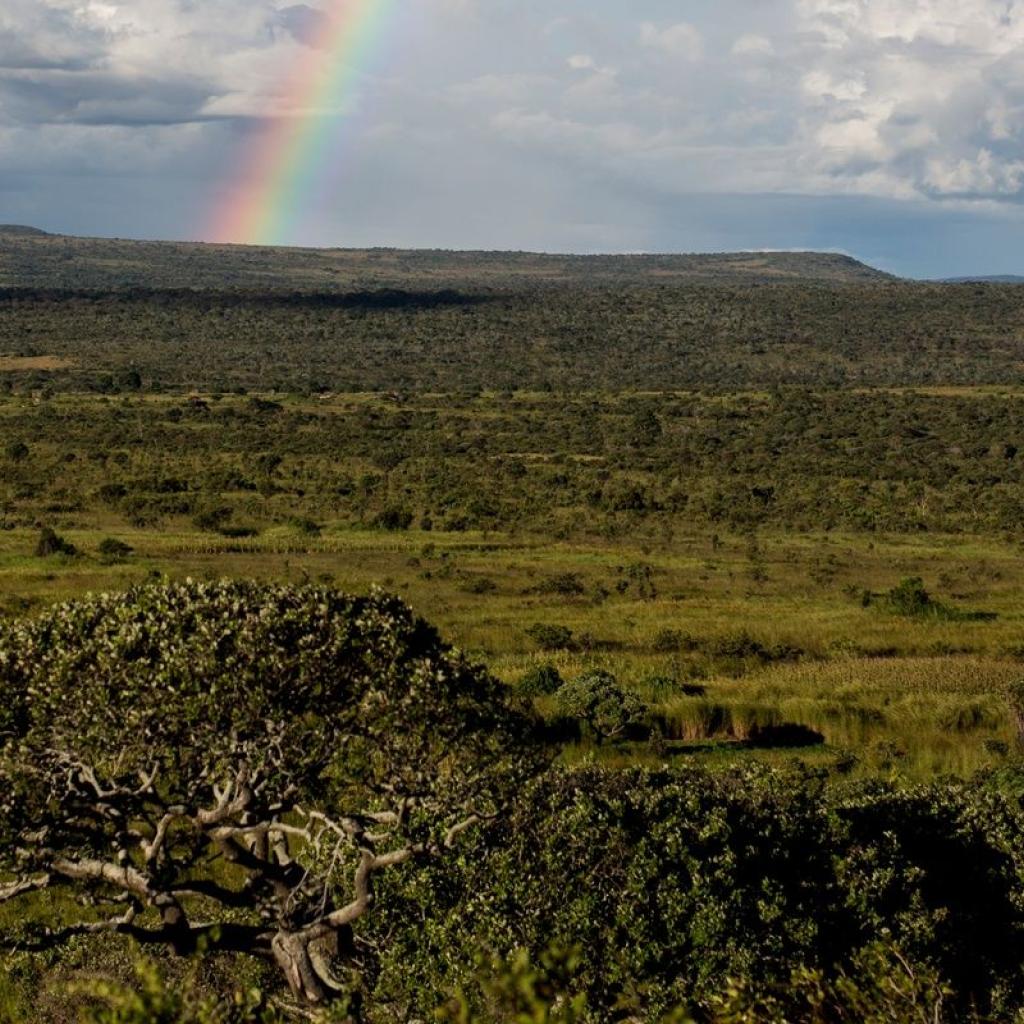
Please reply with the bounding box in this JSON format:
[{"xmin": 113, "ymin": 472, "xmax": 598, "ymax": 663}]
[
  {"xmin": 0, "ymin": 580, "xmax": 539, "ymax": 1011},
  {"xmin": 97, "ymin": 536, "xmax": 133, "ymax": 563},
  {"xmin": 372, "ymin": 506, "xmax": 414, "ymax": 531},
  {"xmin": 555, "ymin": 671, "xmax": 648, "ymax": 744},
  {"xmin": 517, "ymin": 663, "xmax": 564, "ymax": 697},
  {"xmin": 525, "ymin": 623, "xmax": 576, "ymax": 652},
  {"xmin": 34, "ymin": 525, "xmax": 76, "ymax": 557}
]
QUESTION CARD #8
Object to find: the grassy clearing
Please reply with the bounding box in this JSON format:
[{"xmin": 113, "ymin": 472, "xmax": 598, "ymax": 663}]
[{"xmin": 1, "ymin": 523, "xmax": 1020, "ymax": 779}]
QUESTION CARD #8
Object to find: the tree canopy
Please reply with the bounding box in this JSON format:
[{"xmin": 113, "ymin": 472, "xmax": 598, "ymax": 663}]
[{"xmin": 0, "ymin": 580, "xmax": 539, "ymax": 1008}]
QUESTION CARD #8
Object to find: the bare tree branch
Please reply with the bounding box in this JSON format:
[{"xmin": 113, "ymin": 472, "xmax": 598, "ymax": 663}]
[{"xmin": 0, "ymin": 874, "xmax": 51, "ymax": 903}]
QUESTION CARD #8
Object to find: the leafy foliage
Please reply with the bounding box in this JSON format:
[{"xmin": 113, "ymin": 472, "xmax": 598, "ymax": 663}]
[
  {"xmin": 438, "ymin": 947, "xmax": 591, "ymax": 1024},
  {"xmin": 555, "ymin": 671, "xmax": 648, "ymax": 742},
  {"xmin": 74, "ymin": 958, "xmax": 283, "ymax": 1024},
  {"xmin": 370, "ymin": 765, "xmax": 1024, "ymax": 1022},
  {"xmin": 0, "ymin": 580, "xmax": 539, "ymax": 1007},
  {"xmin": 517, "ymin": 664, "xmax": 565, "ymax": 697}
]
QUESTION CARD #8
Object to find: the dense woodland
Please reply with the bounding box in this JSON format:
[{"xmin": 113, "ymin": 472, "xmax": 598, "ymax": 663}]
[
  {"xmin": 3, "ymin": 280, "xmax": 1024, "ymax": 391},
  {"xmin": 4, "ymin": 389, "xmax": 1024, "ymax": 535},
  {"xmin": 4, "ymin": 236, "xmax": 1024, "ymax": 1022}
]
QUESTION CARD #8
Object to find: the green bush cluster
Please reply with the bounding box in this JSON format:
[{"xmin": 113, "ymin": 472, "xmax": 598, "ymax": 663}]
[
  {"xmin": 7, "ymin": 387, "xmax": 1024, "ymax": 535},
  {"xmin": 554, "ymin": 671, "xmax": 648, "ymax": 742},
  {"xmin": 371, "ymin": 765, "xmax": 1024, "ymax": 1022}
]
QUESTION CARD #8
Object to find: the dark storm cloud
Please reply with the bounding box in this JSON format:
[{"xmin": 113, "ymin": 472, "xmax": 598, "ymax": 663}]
[{"xmin": 0, "ymin": 69, "xmax": 217, "ymax": 126}]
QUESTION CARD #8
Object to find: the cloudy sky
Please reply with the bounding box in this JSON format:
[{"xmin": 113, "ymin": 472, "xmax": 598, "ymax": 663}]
[{"xmin": 3, "ymin": 0, "xmax": 1024, "ymax": 277}]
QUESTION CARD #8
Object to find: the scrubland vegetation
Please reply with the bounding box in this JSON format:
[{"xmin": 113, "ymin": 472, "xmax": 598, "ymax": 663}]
[{"xmin": 4, "ymin": 237, "xmax": 1024, "ymax": 1020}]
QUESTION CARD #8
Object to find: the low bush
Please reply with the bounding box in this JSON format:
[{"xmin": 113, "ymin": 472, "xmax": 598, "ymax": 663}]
[
  {"xmin": 870, "ymin": 577, "xmax": 997, "ymax": 622},
  {"xmin": 704, "ymin": 631, "xmax": 803, "ymax": 664},
  {"xmin": 34, "ymin": 526, "xmax": 76, "ymax": 557},
  {"xmin": 534, "ymin": 573, "xmax": 586, "ymax": 597},
  {"xmin": 97, "ymin": 536, "xmax": 133, "ymax": 562},
  {"xmin": 373, "ymin": 506, "xmax": 415, "ymax": 531},
  {"xmin": 526, "ymin": 623, "xmax": 576, "ymax": 651},
  {"xmin": 518, "ymin": 663, "xmax": 564, "ymax": 696},
  {"xmin": 555, "ymin": 671, "xmax": 648, "ymax": 742},
  {"xmin": 372, "ymin": 765, "xmax": 1024, "ymax": 1022},
  {"xmin": 650, "ymin": 628, "xmax": 699, "ymax": 654}
]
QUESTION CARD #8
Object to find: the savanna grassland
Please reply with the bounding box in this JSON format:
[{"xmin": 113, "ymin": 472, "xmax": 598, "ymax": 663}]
[
  {"xmin": 7, "ymin": 234, "xmax": 1024, "ymax": 1022},
  {"xmin": 3, "ymin": 251, "xmax": 1024, "ymax": 778}
]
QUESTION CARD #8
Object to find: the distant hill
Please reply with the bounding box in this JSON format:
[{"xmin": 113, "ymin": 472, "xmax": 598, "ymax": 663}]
[
  {"xmin": 0, "ymin": 232, "xmax": 893, "ymax": 291},
  {"xmin": 941, "ymin": 275, "xmax": 1024, "ymax": 284},
  {"xmin": 0, "ymin": 224, "xmax": 50, "ymax": 237}
]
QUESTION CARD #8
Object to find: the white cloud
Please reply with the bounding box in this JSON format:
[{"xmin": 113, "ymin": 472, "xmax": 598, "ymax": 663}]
[
  {"xmin": 732, "ymin": 34, "xmax": 775, "ymax": 57},
  {"xmin": 793, "ymin": 0, "xmax": 1024, "ymax": 200},
  {"xmin": 639, "ymin": 21, "xmax": 703, "ymax": 61},
  {"xmin": 924, "ymin": 149, "xmax": 1024, "ymax": 196},
  {"xmin": 0, "ymin": 0, "xmax": 306, "ymax": 124},
  {"xmin": 569, "ymin": 54, "xmax": 599, "ymax": 72}
]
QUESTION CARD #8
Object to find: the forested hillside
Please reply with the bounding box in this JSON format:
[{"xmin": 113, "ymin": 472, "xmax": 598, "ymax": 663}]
[
  {"xmin": 0, "ymin": 232, "xmax": 889, "ymax": 289},
  {"xmin": 3, "ymin": 282, "xmax": 1024, "ymax": 393}
]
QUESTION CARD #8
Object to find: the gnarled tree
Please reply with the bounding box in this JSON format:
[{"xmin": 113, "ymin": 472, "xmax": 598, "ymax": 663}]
[{"xmin": 0, "ymin": 580, "xmax": 539, "ymax": 1010}]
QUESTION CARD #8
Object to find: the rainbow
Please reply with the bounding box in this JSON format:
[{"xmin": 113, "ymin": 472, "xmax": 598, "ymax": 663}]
[{"xmin": 211, "ymin": 0, "xmax": 394, "ymax": 246}]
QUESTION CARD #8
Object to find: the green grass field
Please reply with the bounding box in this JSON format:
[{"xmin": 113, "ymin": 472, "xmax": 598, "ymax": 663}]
[{"xmin": 3, "ymin": 517, "xmax": 1020, "ymax": 779}]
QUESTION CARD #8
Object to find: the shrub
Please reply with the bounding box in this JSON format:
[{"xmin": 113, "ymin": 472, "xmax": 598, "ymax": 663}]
[
  {"xmin": 0, "ymin": 580, "xmax": 540, "ymax": 1009},
  {"xmin": 885, "ymin": 577, "xmax": 941, "ymax": 616},
  {"xmin": 373, "ymin": 506, "xmax": 415, "ymax": 531},
  {"xmin": 97, "ymin": 537, "xmax": 133, "ymax": 562},
  {"xmin": 97, "ymin": 482, "xmax": 128, "ymax": 503},
  {"xmin": 874, "ymin": 577, "xmax": 996, "ymax": 622},
  {"xmin": 286, "ymin": 516, "xmax": 322, "ymax": 536},
  {"xmin": 526, "ymin": 623, "xmax": 576, "ymax": 651},
  {"xmin": 437, "ymin": 947, "xmax": 590, "ymax": 1024},
  {"xmin": 5, "ymin": 440, "xmax": 28, "ymax": 462},
  {"xmin": 555, "ymin": 671, "xmax": 648, "ymax": 743},
  {"xmin": 192, "ymin": 507, "xmax": 234, "ymax": 532},
  {"xmin": 372, "ymin": 765, "xmax": 1024, "ymax": 1022},
  {"xmin": 442, "ymin": 941, "xmax": 957, "ymax": 1024},
  {"xmin": 74, "ymin": 958, "xmax": 284, "ymax": 1024},
  {"xmin": 651, "ymin": 628, "xmax": 698, "ymax": 653},
  {"xmin": 34, "ymin": 525, "xmax": 76, "ymax": 557},
  {"xmin": 218, "ymin": 525, "xmax": 259, "ymax": 539},
  {"xmin": 623, "ymin": 562, "xmax": 657, "ymax": 600},
  {"xmin": 534, "ymin": 573, "xmax": 586, "ymax": 597},
  {"xmin": 705, "ymin": 632, "xmax": 802, "ymax": 664},
  {"xmin": 463, "ymin": 577, "xmax": 497, "ymax": 595},
  {"xmin": 518, "ymin": 664, "xmax": 564, "ymax": 697}
]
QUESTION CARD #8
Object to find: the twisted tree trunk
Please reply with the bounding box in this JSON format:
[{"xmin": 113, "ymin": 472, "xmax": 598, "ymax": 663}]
[{"xmin": 272, "ymin": 929, "xmax": 340, "ymax": 1006}]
